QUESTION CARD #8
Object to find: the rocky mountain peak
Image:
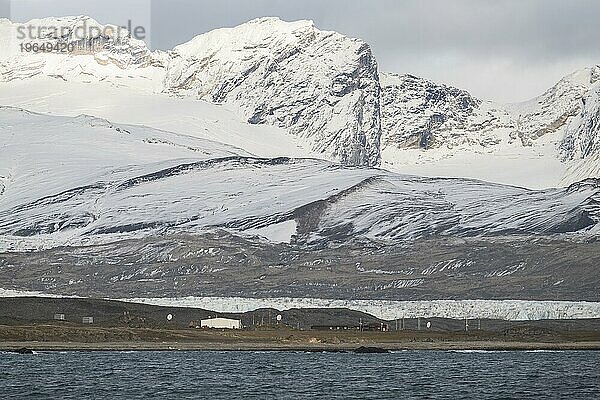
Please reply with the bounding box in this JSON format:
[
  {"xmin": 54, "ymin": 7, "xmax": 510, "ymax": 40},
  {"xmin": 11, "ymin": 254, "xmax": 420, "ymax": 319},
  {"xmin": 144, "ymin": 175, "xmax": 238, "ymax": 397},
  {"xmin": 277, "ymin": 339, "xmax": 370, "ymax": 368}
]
[
  {"xmin": 559, "ymin": 65, "xmax": 600, "ymax": 87},
  {"xmin": 505, "ymin": 66, "xmax": 600, "ymax": 159},
  {"xmin": 164, "ymin": 17, "xmax": 382, "ymax": 166},
  {"xmin": 380, "ymin": 72, "xmax": 486, "ymax": 149},
  {"xmin": 173, "ymin": 17, "xmax": 318, "ymax": 57}
]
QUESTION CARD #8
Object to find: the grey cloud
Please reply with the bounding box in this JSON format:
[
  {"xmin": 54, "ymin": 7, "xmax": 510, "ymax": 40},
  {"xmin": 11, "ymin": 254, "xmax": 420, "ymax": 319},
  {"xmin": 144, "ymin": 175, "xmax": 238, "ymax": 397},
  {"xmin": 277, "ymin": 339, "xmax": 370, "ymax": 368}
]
[
  {"xmin": 150, "ymin": 0, "xmax": 600, "ymax": 62},
  {"xmin": 148, "ymin": 0, "xmax": 600, "ymax": 101}
]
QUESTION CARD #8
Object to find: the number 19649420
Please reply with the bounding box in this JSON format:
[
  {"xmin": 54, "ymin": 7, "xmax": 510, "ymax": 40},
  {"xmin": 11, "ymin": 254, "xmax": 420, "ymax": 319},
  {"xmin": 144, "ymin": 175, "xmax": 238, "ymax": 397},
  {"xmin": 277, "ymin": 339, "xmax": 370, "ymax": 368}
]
[{"xmin": 20, "ymin": 42, "xmax": 75, "ymax": 53}]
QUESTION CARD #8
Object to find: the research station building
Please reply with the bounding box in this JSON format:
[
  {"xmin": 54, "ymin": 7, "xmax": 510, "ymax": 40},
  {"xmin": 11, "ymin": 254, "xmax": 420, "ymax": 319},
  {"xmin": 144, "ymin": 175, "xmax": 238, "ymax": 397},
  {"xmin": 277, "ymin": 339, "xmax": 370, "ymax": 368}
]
[{"xmin": 200, "ymin": 317, "xmax": 242, "ymax": 329}]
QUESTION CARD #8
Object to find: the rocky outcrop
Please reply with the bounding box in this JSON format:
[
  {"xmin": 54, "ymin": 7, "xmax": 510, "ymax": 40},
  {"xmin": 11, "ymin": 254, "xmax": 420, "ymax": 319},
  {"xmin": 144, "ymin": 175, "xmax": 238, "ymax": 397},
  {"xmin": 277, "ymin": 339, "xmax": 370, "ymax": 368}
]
[
  {"xmin": 380, "ymin": 73, "xmax": 491, "ymax": 149},
  {"xmin": 354, "ymin": 346, "xmax": 389, "ymax": 353},
  {"xmin": 511, "ymin": 66, "xmax": 600, "ymax": 150},
  {"xmin": 560, "ymin": 73, "xmax": 600, "ymax": 160}
]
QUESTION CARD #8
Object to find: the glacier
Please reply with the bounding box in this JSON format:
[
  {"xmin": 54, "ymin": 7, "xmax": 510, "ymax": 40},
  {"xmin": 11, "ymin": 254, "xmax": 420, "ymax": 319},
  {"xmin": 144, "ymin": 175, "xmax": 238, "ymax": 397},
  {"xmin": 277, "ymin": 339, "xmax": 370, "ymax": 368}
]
[
  {"xmin": 1, "ymin": 288, "xmax": 598, "ymax": 321},
  {"xmin": 120, "ymin": 296, "xmax": 600, "ymax": 321}
]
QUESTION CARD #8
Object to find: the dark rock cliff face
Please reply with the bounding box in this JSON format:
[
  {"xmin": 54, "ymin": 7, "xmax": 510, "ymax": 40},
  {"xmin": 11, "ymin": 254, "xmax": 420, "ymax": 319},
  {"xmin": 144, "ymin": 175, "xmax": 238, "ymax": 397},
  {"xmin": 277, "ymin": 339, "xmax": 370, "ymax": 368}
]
[
  {"xmin": 379, "ymin": 73, "xmax": 484, "ymax": 150},
  {"xmin": 560, "ymin": 85, "xmax": 600, "ymax": 161},
  {"xmin": 380, "ymin": 66, "xmax": 600, "ymax": 177}
]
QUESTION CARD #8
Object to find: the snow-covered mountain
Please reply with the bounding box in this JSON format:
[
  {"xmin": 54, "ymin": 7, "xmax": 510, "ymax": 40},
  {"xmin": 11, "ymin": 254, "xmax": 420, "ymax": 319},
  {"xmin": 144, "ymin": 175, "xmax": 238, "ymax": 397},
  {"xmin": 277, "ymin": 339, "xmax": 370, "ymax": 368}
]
[
  {"xmin": 555, "ymin": 68, "xmax": 600, "ymax": 160},
  {"xmin": 0, "ymin": 16, "xmax": 151, "ymax": 77},
  {"xmin": 1, "ymin": 107, "xmax": 599, "ymax": 304},
  {"xmin": 1, "ymin": 106, "xmax": 598, "ymax": 253},
  {"xmin": 381, "ymin": 70, "xmax": 600, "ymax": 187},
  {"xmin": 380, "ymin": 67, "xmax": 600, "ymax": 156},
  {"xmin": 380, "ymin": 73, "xmax": 508, "ymax": 150},
  {"xmin": 1, "ymin": 14, "xmax": 600, "ymax": 305},
  {"xmin": 2, "ymin": 15, "xmax": 598, "ymax": 188},
  {"xmin": 0, "ymin": 15, "xmax": 599, "ymax": 251},
  {"xmin": 163, "ymin": 17, "xmax": 382, "ymax": 167},
  {"xmin": 0, "ymin": 16, "xmax": 381, "ymax": 166}
]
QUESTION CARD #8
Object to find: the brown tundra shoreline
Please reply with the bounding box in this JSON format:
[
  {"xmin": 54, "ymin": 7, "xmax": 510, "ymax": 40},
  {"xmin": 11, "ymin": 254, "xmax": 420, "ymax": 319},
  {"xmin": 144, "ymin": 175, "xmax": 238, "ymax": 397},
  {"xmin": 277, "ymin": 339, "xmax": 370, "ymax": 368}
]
[
  {"xmin": 1, "ymin": 324, "xmax": 599, "ymax": 352},
  {"xmin": 1, "ymin": 297, "xmax": 599, "ymax": 352}
]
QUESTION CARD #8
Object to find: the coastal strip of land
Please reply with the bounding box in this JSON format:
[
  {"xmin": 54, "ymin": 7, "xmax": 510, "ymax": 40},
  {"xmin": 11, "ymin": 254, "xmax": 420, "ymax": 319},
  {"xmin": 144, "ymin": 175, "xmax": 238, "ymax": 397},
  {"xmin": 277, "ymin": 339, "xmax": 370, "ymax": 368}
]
[
  {"xmin": 1, "ymin": 297, "xmax": 599, "ymax": 352},
  {"xmin": 1, "ymin": 324, "xmax": 599, "ymax": 352}
]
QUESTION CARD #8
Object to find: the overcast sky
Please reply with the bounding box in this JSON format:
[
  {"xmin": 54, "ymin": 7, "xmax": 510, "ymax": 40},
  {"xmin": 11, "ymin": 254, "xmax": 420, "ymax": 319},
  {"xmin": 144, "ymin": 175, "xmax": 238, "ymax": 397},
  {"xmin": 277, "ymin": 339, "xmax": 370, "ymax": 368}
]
[{"xmin": 5, "ymin": 0, "xmax": 600, "ymax": 103}]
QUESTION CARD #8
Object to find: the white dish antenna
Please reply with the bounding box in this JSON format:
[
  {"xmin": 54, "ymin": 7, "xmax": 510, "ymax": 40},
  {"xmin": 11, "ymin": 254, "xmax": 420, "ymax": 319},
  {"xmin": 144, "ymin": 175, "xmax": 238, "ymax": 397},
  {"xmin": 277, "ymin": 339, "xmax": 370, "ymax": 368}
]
[{"xmin": 167, "ymin": 313, "xmax": 173, "ymax": 321}]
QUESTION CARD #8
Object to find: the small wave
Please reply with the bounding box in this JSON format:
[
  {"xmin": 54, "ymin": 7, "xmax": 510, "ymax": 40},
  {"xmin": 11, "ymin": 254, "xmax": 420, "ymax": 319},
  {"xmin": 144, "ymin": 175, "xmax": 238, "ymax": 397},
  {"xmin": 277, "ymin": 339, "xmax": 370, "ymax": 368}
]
[
  {"xmin": 523, "ymin": 350, "xmax": 563, "ymax": 353},
  {"xmin": 449, "ymin": 350, "xmax": 503, "ymax": 353}
]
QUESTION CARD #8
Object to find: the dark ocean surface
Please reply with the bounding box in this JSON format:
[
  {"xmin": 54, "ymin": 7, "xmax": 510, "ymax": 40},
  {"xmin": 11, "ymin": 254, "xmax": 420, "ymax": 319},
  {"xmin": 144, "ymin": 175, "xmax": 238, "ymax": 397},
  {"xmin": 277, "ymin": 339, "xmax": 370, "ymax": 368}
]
[{"xmin": 1, "ymin": 350, "xmax": 598, "ymax": 399}]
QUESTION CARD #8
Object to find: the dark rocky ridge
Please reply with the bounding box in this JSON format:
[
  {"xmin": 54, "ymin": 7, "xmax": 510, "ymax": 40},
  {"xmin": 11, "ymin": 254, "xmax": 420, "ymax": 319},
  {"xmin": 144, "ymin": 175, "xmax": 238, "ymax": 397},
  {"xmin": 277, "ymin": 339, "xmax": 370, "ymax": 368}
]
[{"xmin": 1, "ymin": 234, "xmax": 598, "ymax": 302}]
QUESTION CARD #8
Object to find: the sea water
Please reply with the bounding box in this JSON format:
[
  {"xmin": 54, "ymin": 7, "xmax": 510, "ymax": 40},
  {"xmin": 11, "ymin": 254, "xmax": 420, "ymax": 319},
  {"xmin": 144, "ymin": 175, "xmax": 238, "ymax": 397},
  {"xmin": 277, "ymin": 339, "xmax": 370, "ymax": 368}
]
[{"xmin": 1, "ymin": 350, "xmax": 598, "ymax": 399}]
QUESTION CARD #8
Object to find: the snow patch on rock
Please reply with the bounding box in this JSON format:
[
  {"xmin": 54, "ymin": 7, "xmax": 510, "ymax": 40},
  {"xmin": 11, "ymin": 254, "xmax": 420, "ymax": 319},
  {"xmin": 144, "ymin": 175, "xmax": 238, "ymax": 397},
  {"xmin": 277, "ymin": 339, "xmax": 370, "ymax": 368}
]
[{"xmin": 245, "ymin": 220, "xmax": 297, "ymax": 244}]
